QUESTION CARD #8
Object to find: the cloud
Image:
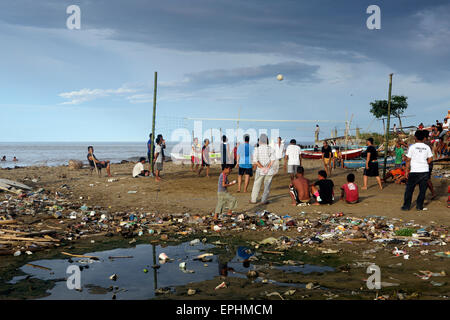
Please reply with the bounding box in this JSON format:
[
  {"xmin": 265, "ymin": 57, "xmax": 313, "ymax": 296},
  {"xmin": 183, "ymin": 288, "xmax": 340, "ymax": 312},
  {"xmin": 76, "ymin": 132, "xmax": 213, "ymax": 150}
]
[
  {"xmin": 59, "ymin": 87, "xmax": 138, "ymax": 105},
  {"xmin": 182, "ymin": 61, "xmax": 320, "ymax": 87}
]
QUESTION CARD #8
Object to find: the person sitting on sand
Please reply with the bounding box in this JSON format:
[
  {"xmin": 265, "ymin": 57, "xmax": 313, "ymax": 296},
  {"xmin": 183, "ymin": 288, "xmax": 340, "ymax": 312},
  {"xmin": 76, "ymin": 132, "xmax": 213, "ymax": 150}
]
[
  {"xmin": 447, "ymin": 185, "xmax": 450, "ymax": 208},
  {"xmin": 214, "ymin": 165, "xmax": 237, "ymax": 219},
  {"xmin": 384, "ymin": 163, "xmax": 407, "ymax": 184},
  {"xmin": 87, "ymin": 146, "xmax": 112, "ymax": 177},
  {"xmin": 340, "ymin": 173, "xmax": 359, "ymax": 204},
  {"xmin": 311, "ymin": 170, "xmax": 334, "ymax": 205},
  {"xmin": 289, "ymin": 166, "xmax": 311, "ymax": 206},
  {"xmin": 133, "ymin": 157, "xmax": 149, "ymax": 177},
  {"xmin": 1, "ymin": 156, "xmax": 5, "ymax": 161}
]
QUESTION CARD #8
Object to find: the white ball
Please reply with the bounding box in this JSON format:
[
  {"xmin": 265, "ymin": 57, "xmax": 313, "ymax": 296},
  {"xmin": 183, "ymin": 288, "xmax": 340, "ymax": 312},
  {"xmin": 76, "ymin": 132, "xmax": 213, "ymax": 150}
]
[{"xmin": 277, "ymin": 74, "xmax": 284, "ymax": 81}]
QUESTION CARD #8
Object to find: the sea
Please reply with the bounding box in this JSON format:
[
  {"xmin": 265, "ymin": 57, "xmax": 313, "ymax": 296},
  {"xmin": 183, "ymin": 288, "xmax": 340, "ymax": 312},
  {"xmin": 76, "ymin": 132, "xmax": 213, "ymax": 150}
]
[
  {"xmin": 0, "ymin": 142, "xmax": 153, "ymax": 169},
  {"xmin": 0, "ymin": 140, "xmax": 316, "ymax": 169}
]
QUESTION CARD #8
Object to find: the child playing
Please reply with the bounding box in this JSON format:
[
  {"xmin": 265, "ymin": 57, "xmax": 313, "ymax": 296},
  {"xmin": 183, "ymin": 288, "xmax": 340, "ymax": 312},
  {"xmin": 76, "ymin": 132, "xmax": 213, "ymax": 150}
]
[
  {"xmin": 311, "ymin": 170, "xmax": 334, "ymax": 205},
  {"xmin": 384, "ymin": 162, "xmax": 407, "ymax": 184},
  {"xmin": 340, "ymin": 173, "xmax": 359, "ymax": 204},
  {"xmin": 215, "ymin": 166, "xmax": 238, "ymax": 219}
]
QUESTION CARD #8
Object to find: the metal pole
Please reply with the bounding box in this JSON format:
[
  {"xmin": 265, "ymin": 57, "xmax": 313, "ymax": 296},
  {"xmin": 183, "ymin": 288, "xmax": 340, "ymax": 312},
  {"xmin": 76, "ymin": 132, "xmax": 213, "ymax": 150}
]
[
  {"xmin": 383, "ymin": 73, "xmax": 393, "ymax": 178},
  {"xmin": 150, "ymin": 72, "xmax": 158, "ymax": 174}
]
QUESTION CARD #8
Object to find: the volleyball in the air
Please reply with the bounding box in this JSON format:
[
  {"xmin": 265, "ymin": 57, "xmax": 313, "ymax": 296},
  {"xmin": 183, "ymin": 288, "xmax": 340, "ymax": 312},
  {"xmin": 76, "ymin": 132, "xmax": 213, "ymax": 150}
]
[{"xmin": 277, "ymin": 74, "xmax": 284, "ymax": 81}]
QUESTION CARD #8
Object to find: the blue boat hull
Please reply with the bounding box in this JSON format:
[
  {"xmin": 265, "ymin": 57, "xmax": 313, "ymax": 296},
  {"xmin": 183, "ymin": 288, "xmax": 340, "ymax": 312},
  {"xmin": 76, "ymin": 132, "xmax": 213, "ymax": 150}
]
[{"xmin": 343, "ymin": 157, "xmax": 395, "ymax": 169}]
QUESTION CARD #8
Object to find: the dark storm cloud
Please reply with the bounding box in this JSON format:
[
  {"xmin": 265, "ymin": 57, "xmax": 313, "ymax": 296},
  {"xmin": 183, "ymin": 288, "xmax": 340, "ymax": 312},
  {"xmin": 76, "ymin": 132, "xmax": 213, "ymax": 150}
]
[{"xmin": 1, "ymin": 0, "xmax": 449, "ymax": 80}]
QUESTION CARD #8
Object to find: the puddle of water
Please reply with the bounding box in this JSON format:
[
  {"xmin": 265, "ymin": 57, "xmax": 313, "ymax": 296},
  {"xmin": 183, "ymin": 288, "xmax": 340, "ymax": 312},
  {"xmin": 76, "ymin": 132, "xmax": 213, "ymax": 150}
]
[{"xmin": 12, "ymin": 242, "xmax": 333, "ymax": 299}]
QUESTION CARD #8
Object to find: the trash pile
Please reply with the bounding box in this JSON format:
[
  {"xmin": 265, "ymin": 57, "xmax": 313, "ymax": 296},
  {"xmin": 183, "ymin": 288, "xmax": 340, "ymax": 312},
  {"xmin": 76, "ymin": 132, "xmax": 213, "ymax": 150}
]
[{"xmin": 1, "ymin": 179, "xmax": 449, "ymax": 259}]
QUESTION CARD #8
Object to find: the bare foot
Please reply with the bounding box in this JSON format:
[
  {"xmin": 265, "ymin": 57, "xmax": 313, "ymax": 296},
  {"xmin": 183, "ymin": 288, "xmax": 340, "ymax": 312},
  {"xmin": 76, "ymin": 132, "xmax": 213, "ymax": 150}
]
[
  {"xmin": 361, "ymin": 187, "xmax": 367, "ymax": 190},
  {"xmin": 249, "ymin": 201, "xmax": 257, "ymax": 204},
  {"xmin": 312, "ymin": 202, "xmax": 320, "ymax": 206},
  {"xmin": 291, "ymin": 203, "xmax": 297, "ymax": 206}
]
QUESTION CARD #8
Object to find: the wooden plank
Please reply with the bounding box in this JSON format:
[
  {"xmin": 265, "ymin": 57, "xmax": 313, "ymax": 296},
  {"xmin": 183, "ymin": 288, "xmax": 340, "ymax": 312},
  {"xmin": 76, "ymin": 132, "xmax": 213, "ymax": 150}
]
[
  {"xmin": 61, "ymin": 252, "xmax": 99, "ymax": 260},
  {"xmin": 342, "ymin": 238, "xmax": 367, "ymax": 242},
  {"xmin": 0, "ymin": 229, "xmax": 29, "ymax": 235},
  {"xmin": 0, "ymin": 235, "xmax": 59, "ymax": 242},
  {"xmin": 26, "ymin": 263, "xmax": 52, "ymax": 271},
  {"xmin": 0, "ymin": 220, "xmax": 18, "ymax": 225}
]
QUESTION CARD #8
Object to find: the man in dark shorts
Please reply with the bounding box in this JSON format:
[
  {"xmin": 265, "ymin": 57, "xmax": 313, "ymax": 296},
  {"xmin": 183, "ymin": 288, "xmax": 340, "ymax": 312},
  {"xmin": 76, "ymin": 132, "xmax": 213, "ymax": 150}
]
[
  {"xmin": 362, "ymin": 138, "xmax": 383, "ymax": 190},
  {"xmin": 220, "ymin": 135, "xmax": 233, "ymax": 171},
  {"xmin": 236, "ymin": 134, "xmax": 254, "ymax": 192},
  {"xmin": 311, "ymin": 170, "xmax": 334, "ymax": 205},
  {"xmin": 198, "ymin": 139, "xmax": 211, "ymax": 177},
  {"xmin": 321, "ymin": 141, "xmax": 333, "ymax": 176},
  {"xmin": 289, "ymin": 166, "xmax": 311, "ymax": 206},
  {"xmin": 87, "ymin": 146, "xmax": 112, "ymax": 177}
]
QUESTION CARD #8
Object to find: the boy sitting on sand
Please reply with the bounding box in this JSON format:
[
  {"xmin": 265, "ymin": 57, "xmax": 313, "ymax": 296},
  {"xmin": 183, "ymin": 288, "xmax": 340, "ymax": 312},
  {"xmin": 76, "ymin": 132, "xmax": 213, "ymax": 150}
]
[
  {"xmin": 311, "ymin": 170, "xmax": 334, "ymax": 205},
  {"xmin": 289, "ymin": 166, "xmax": 311, "ymax": 206},
  {"xmin": 133, "ymin": 157, "xmax": 150, "ymax": 177},
  {"xmin": 340, "ymin": 173, "xmax": 359, "ymax": 204},
  {"xmin": 214, "ymin": 165, "xmax": 237, "ymax": 219}
]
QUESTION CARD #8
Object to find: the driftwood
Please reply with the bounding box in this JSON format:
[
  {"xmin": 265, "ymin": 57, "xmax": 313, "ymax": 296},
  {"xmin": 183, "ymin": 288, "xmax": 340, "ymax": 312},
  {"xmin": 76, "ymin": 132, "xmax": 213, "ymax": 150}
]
[
  {"xmin": 0, "ymin": 235, "xmax": 59, "ymax": 242},
  {"xmin": 26, "ymin": 263, "xmax": 52, "ymax": 271},
  {"xmin": 0, "ymin": 220, "xmax": 18, "ymax": 225},
  {"xmin": 263, "ymin": 250, "xmax": 285, "ymax": 255},
  {"xmin": 61, "ymin": 252, "xmax": 99, "ymax": 260}
]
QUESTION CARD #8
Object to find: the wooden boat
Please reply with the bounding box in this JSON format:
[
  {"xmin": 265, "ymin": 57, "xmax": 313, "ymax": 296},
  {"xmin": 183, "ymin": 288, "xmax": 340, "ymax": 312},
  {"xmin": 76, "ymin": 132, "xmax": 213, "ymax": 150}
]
[
  {"xmin": 301, "ymin": 148, "xmax": 363, "ymax": 160},
  {"xmin": 343, "ymin": 157, "xmax": 395, "ymax": 169}
]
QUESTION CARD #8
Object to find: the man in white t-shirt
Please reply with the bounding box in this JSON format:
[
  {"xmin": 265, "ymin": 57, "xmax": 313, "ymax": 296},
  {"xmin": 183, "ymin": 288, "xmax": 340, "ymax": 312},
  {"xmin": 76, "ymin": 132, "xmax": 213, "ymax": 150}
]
[
  {"xmin": 401, "ymin": 130, "xmax": 433, "ymax": 211},
  {"xmin": 284, "ymin": 139, "xmax": 302, "ymax": 180},
  {"xmin": 133, "ymin": 157, "xmax": 149, "ymax": 177},
  {"xmin": 273, "ymin": 137, "xmax": 285, "ymax": 165}
]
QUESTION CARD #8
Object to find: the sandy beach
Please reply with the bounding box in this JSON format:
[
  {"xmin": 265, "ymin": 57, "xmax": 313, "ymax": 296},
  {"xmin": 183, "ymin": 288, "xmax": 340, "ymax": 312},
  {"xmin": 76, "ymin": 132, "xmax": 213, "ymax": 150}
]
[
  {"xmin": 0, "ymin": 160, "xmax": 449, "ymax": 300},
  {"xmin": 2, "ymin": 160, "xmax": 448, "ymax": 225}
]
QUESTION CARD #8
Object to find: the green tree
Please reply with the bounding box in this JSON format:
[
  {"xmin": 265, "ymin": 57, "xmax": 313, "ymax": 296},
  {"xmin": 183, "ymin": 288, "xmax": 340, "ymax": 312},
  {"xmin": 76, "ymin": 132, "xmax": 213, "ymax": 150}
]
[{"xmin": 370, "ymin": 95, "xmax": 408, "ymax": 131}]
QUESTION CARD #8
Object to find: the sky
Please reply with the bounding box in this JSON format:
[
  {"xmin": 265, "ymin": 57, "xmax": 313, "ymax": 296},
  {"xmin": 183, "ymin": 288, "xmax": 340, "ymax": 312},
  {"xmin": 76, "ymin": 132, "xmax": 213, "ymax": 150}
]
[{"xmin": 0, "ymin": 0, "xmax": 449, "ymax": 143}]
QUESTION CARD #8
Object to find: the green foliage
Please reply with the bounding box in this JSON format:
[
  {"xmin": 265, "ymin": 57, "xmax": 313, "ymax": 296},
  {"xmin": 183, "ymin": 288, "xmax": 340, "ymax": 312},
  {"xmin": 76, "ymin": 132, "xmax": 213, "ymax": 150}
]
[
  {"xmin": 370, "ymin": 95, "xmax": 408, "ymax": 119},
  {"xmin": 394, "ymin": 228, "xmax": 416, "ymax": 237}
]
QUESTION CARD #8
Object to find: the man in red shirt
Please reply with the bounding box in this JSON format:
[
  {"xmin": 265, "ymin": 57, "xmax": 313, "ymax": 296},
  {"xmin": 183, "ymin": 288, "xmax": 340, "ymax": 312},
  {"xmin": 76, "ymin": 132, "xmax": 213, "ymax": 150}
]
[{"xmin": 340, "ymin": 173, "xmax": 359, "ymax": 204}]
